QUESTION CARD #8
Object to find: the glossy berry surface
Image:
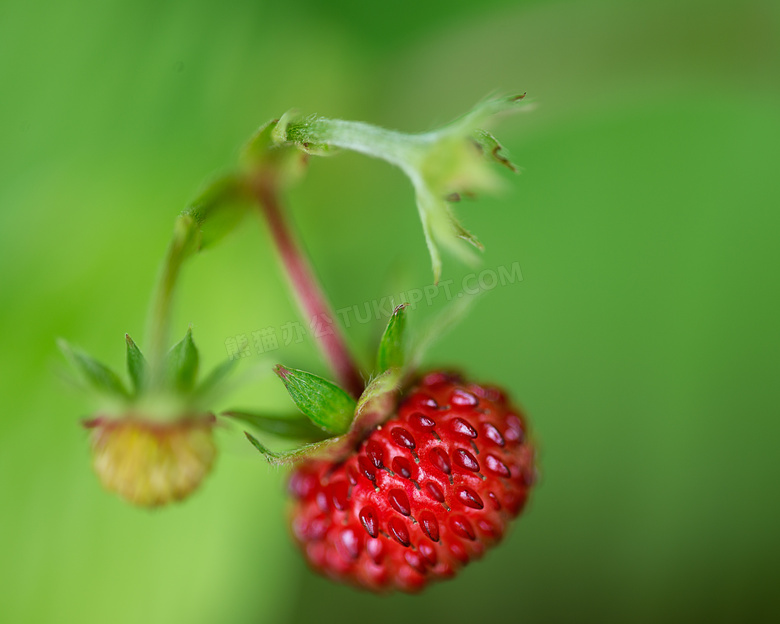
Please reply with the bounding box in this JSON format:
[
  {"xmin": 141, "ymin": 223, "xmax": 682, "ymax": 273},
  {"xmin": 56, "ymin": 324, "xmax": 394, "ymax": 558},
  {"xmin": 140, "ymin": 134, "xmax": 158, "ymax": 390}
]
[{"xmin": 288, "ymin": 371, "xmax": 536, "ymax": 592}]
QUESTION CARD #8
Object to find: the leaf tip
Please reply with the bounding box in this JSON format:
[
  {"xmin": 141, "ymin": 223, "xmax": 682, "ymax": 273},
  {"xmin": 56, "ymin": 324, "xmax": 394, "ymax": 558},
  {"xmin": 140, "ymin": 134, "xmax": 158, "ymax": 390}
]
[{"xmin": 244, "ymin": 430, "xmax": 264, "ymax": 452}]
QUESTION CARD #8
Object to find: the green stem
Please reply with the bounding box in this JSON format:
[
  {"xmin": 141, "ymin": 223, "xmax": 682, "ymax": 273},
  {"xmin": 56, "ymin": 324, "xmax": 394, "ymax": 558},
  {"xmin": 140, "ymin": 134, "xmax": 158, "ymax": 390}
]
[
  {"xmin": 145, "ymin": 215, "xmax": 198, "ymax": 378},
  {"xmin": 277, "ymin": 98, "xmax": 528, "ymax": 284},
  {"xmin": 285, "ymin": 118, "xmax": 428, "ymax": 171}
]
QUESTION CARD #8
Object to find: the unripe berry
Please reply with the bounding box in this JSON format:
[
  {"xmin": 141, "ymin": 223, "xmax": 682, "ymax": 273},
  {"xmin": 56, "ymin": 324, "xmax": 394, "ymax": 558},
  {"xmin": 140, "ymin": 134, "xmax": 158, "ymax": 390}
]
[{"xmin": 86, "ymin": 415, "xmax": 216, "ymax": 507}]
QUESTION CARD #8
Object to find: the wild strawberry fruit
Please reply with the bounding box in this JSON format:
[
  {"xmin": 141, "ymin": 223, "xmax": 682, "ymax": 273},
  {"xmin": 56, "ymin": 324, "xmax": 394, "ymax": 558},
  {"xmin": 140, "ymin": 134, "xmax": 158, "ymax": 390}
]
[
  {"xmin": 285, "ymin": 371, "xmax": 534, "ymax": 592},
  {"xmin": 236, "ymin": 304, "xmax": 537, "ymax": 592},
  {"xmin": 61, "ymin": 330, "xmax": 235, "ymax": 507},
  {"xmin": 85, "ymin": 415, "xmax": 217, "ymax": 507}
]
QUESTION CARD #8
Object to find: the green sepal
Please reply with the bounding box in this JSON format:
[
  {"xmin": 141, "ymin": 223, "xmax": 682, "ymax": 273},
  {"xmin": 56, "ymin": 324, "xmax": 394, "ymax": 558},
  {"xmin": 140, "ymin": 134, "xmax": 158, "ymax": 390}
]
[
  {"xmin": 195, "ymin": 358, "xmax": 238, "ymax": 401},
  {"xmin": 167, "ymin": 328, "xmax": 199, "ymax": 393},
  {"xmin": 272, "ymin": 93, "xmax": 531, "ymax": 282},
  {"xmin": 125, "ymin": 334, "xmax": 148, "ymax": 395},
  {"xmin": 225, "ymin": 411, "xmax": 329, "ymax": 441},
  {"xmin": 58, "ymin": 339, "xmax": 129, "ymax": 399},
  {"xmin": 244, "ymin": 432, "xmax": 282, "ymax": 461},
  {"xmin": 245, "ymin": 431, "xmax": 345, "ymax": 466},
  {"xmin": 352, "ymin": 368, "xmax": 402, "ymax": 438},
  {"xmin": 241, "ymin": 117, "xmax": 310, "ymax": 185},
  {"xmin": 182, "ymin": 175, "xmax": 252, "ymax": 251},
  {"xmin": 244, "ymin": 368, "xmax": 403, "ymax": 465},
  {"xmin": 416, "ymin": 191, "xmax": 482, "ymax": 284},
  {"xmin": 473, "ymin": 129, "xmax": 518, "ymax": 173},
  {"xmin": 447, "ymin": 203, "xmax": 485, "ymax": 252},
  {"xmin": 376, "ymin": 304, "xmax": 408, "ymax": 373},
  {"xmin": 447, "ymin": 93, "xmax": 531, "ymax": 134},
  {"xmin": 242, "ymin": 118, "xmax": 278, "ymax": 165},
  {"xmin": 274, "ymin": 365, "xmax": 357, "ymax": 435}
]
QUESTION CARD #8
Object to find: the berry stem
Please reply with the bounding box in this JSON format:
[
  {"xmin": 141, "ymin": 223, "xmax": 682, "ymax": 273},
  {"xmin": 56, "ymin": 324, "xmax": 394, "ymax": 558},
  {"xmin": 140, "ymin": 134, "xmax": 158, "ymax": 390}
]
[
  {"xmin": 146, "ymin": 214, "xmax": 198, "ymax": 380},
  {"xmin": 286, "ymin": 118, "xmax": 424, "ymax": 171},
  {"xmin": 253, "ymin": 174, "xmax": 364, "ymax": 398}
]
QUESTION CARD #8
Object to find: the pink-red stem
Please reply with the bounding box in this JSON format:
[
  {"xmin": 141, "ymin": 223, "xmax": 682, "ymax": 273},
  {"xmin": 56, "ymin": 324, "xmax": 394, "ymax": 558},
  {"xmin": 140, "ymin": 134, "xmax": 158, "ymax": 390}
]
[{"xmin": 254, "ymin": 176, "xmax": 364, "ymax": 398}]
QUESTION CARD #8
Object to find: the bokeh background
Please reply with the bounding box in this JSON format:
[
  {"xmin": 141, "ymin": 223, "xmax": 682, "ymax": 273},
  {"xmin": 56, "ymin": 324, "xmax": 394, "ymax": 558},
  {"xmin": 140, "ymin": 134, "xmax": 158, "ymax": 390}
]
[{"xmin": 1, "ymin": 0, "xmax": 779, "ymax": 622}]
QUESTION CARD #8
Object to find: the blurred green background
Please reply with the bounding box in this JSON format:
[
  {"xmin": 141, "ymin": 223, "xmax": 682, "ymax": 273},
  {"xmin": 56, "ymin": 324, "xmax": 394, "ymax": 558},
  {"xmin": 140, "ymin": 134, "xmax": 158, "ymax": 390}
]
[{"xmin": 1, "ymin": 0, "xmax": 779, "ymax": 622}]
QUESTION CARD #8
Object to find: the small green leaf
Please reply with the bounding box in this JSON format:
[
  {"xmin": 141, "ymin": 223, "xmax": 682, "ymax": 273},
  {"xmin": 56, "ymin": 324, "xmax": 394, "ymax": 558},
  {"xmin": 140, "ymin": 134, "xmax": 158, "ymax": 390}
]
[
  {"xmin": 446, "ymin": 202, "xmax": 485, "ymax": 252},
  {"xmin": 167, "ymin": 328, "xmax": 199, "ymax": 393},
  {"xmin": 242, "ymin": 118, "xmax": 278, "ymax": 164},
  {"xmin": 58, "ymin": 339, "xmax": 129, "ymax": 399},
  {"xmin": 244, "ymin": 432, "xmax": 282, "ymax": 461},
  {"xmin": 274, "ymin": 365, "xmax": 357, "ymax": 435},
  {"xmin": 244, "ymin": 431, "xmax": 345, "ymax": 466},
  {"xmin": 351, "ymin": 368, "xmax": 402, "ymax": 438},
  {"xmin": 125, "ymin": 334, "xmax": 148, "ymax": 395},
  {"xmin": 447, "ymin": 93, "xmax": 532, "ymax": 135},
  {"xmin": 225, "ymin": 411, "xmax": 329, "ymax": 441},
  {"xmin": 473, "ymin": 129, "xmax": 518, "ymax": 172},
  {"xmin": 417, "ymin": 202, "xmax": 443, "ymax": 285},
  {"xmin": 241, "ymin": 117, "xmax": 311, "ymax": 185},
  {"xmin": 376, "ymin": 304, "xmax": 408, "ymax": 373},
  {"xmin": 182, "ymin": 175, "xmax": 252, "ymax": 250},
  {"xmin": 243, "ymin": 369, "xmax": 403, "ymax": 465}
]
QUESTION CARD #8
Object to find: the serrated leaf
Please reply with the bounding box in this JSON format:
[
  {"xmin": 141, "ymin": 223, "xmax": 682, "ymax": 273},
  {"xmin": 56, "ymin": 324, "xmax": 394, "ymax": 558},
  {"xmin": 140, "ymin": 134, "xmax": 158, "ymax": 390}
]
[
  {"xmin": 58, "ymin": 339, "xmax": 129, "ymax": 399},
  {"xmin": 167, "ymin": 328, "xmax": 199, "ymax": 393},
  {"xmin": 125, "ymin": 334, "xmax": 148, "ymax": 395},
  {"xmin": 225, "ymin": 411, "xmax": 329, "ymax": 441},
  {"xmin": 376, "ymin": 304, "xmax": 408, "ymax": 373},
  {"xmin": 274, "ymin": 365, "xmax": 356, "ymax": 435}
]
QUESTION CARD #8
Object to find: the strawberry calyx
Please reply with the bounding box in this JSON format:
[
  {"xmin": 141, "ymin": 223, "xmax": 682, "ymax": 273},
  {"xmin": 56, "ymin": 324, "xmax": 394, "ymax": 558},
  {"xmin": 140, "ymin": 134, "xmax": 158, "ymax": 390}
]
[
  {"xmin": 242, "ymin": 367, "xmax": 404, "ymax": 466},
  {"xmin": 60, "ymin": 329, "xmax": 238, "ymax": 506},
  {"xmin": 229, "ymin": 305, "xmax": 411, "ymax": 465},
  {"xmin": 230, "ymin": 301, "xmax": 483, "ymax": 466},
  {"xmin": 60, "ymin": 328, "xmax": 238, "ymax": 424},
  {"xmin": 273, "ymin": 94, "xmax": 532, "ymax": 282}
]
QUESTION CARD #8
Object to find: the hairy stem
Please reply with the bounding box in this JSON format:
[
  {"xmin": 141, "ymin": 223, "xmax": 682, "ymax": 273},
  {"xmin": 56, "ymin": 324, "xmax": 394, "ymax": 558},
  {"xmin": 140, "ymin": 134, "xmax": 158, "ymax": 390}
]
[{"xmin": 285, "ymin": 118, "xmax": 427, "ymax": 171}]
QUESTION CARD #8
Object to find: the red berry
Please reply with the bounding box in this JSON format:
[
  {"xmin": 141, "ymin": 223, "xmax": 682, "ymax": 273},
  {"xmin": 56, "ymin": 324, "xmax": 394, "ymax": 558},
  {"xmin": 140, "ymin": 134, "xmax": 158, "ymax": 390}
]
[{"xmin": 287, "ymin": 372, "xmax": 536, "ymax": 592}]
